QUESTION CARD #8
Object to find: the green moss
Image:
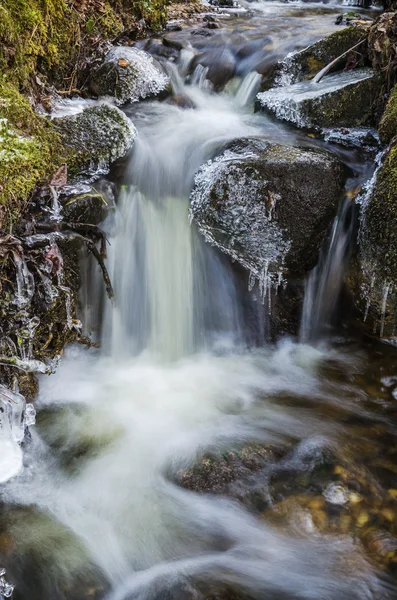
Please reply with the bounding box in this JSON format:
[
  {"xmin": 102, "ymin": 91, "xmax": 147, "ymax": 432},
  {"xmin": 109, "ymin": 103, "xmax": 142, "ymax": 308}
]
[
  {"xmin": 0, "ymin": 80, "xmax": 65, "ymax": 229},
  {"xmin": 294, "ymin": 26, "xmax": 368, "ymax": 81},
  {"xmin": 378, "ymin": 85, "xmax": 397, "ymax": 144},
  {"xmin": 366, "ymin": 143, "xmax": 397, "ymax": 282}
]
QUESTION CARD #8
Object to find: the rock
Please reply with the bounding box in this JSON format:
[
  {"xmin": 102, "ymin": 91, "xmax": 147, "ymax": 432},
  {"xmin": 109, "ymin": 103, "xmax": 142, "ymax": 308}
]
[
  {"xmin": 54, "ymin": 104, "xmax": 137, "ymax": 180},
  {"xmin": 60, "ymin": 179, "xmax": 116, "ymax": 224},
  {"xmin": 168, "ymin": 94, "xmax": 196, "ymax": 109},
  {"xmin": 378, "ymin": 84, "xmax": 397, "ymax": 143},
  {"xmin": 267, "ymin": 26, "xmax": 368, "ymax": 88},
  {"xmin": 162, "ymin": 35, "xmax": 185, "ymax": 52},
  {"xmin": 352, "ymin": 143, "xmax": 397, "ymax": 336},
  {"xmin": 190, "ymin": 139, "xmax": 345, "ymax": 283},
  {"xmin": 189, "ymin": 48, "xmax": 236, "ymax": 89},
  {"xmin": 89, "ymin": 46, "xmax": 169, "ymax": 105},
  {"xmin": 257, "ymin": 68, "xmax": 376, "ymax": 129}
]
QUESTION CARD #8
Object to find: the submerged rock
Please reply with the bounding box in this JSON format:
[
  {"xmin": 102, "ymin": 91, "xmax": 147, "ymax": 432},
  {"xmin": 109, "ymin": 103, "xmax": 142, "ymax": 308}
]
[
  {"xmin": 257, "ymin": 68, "xmax": 375, "ymax": 129},
  {"xmin": 89, "ymin": 46, "xmax": 169, "ymax": 105},
  {"xmin": 53, "ymin": 104, "xmax": 137, "ymax": 180},
  {"xmin": 189, "ymin": 48, "xmax": 236, "ymax": 90},
  {"xmin": 190, "ymin": 139, "xmax": 344, "ymax": 285}
]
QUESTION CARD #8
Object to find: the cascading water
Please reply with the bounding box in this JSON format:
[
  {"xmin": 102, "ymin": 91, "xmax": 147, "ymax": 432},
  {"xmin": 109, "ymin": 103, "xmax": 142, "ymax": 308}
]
[{"xmin": 300, "ymin": 197, "xmax": 355, "ymax": 343}]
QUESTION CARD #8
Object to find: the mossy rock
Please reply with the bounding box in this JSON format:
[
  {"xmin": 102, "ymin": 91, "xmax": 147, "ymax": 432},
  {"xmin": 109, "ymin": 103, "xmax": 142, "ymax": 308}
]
[
  {"xmin": 89, "ymin": 46, "xmax": 169, "ymax": 105},
  {"xmin": 378, "ymin": 84, "xmax": 397, "ymax": 144},
  {"xmin": 353, "ymin": 143, "xmax": 397, "ymax": 336},
  {"xmin": 53, "ymin": 104, "xmax": 137, "ymax": 180},
  {"xmin": 265, "ymin": 26, "xmax": 368, "ymax": 89},
  {"xmin": 0, "ymin": 80, "xmax": 66, "ymax": 229},
  {"xmin": 257, "ymin": 68, "xmax": 376, "ymax": 129}
]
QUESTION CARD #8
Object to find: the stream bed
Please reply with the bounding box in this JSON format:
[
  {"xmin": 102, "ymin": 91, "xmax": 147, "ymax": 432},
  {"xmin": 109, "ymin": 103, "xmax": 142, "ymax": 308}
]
[{"xmin": 2, "ymin": 1, "xmax": 397, "ymax": 599}]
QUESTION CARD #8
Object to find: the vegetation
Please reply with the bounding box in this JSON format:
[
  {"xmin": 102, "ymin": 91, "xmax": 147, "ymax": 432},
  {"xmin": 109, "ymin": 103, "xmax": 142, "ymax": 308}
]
[{"xmin": 0, "ymin": 0, "xmax": 169, "ymax": 228}]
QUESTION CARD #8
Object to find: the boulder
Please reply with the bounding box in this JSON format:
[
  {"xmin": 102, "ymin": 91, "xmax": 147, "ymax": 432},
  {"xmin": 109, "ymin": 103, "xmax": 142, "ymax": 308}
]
[
  {"xmin": 257, "ymin": 68, "xmax": 376, "ymax": 129},
  {"xmin": 266, "ymin": 26, "xmax": 368, "ymax": 88},
  {"xmin": 89, "ymin": 46, "xmax": 169, "ymax": 105},
  {"xmin": 53, "ymin": 104, "xmax": 136, "ymax": 180},
  {"xmin": 190, "ymin": 139, "xmax": 345, "ymax": 285}
]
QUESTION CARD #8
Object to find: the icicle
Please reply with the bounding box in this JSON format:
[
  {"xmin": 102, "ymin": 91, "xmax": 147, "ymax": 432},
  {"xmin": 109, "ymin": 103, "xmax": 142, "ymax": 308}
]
[
  {"xmin": 49, "ymin": 185, "xmax": 63, "ymax": 222},
  {"xmin": 380, "ymin": 283, "xmax": 391, "ymax": 338},
  {"xmin": 248, "ymin": 271, "xmax": 256, "ymax": 292},
  {"xmin": 12, "ymin": 252, "xmax": 34, "ymax": 309},
  {"xmin": 17, "ymin": 316, "xmax": 40, "ymax": 360},
  {"xmin": 59, "ymin": 285, "xmax": 73, "ymax": 329},
  {"xmin": 0, "ymin": 569, "xmax": 14, "ymax": 599}
]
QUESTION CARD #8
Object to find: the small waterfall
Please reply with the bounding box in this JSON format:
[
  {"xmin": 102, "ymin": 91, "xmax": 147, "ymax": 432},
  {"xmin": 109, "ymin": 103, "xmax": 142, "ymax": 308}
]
[
  {"xmin": 100, "ymin": 75, "xmax": 262, "ymax": 360},
  {"xmin": 300, "ymin": 197, "xmax": 354, "ymax": 343}
]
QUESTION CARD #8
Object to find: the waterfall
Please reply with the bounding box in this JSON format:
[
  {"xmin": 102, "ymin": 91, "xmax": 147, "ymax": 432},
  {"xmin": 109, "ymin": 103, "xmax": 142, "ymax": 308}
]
[
  {"xmin": 100, "ymin": 80, "xmax": 262, "ymax": 360},
  {"xmin": 300, "ymin": 197, "xmax": 354, "ymax": 343}
]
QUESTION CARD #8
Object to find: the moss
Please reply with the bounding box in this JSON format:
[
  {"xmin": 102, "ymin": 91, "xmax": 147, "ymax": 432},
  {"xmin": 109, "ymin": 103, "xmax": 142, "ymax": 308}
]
[
  {"xmin": 366, "ymin": 144, "xmax": 397, "ymax": 282},
  {"xmin": 307, "ymin": 72, "xmax": 376, "ymax": 128},
  {"xmin": 0, "ymin": 80, "xmax": 66, "ymax": 230},
  {"xmin": 378, "ymin": 85, "xmax": 397, "ymax": 144},
  {"xmin": 293, "ymin": 26, "xmax": 367, "ymax": 81}
]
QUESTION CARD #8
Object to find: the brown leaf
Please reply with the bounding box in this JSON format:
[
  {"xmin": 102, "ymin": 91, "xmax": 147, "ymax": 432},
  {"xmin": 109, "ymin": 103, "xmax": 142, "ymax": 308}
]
[
  {"xmin": 117, "ymin": 58, "xmax": 130, "ymax": 68},
  {"xmin": 49, "ymin": 164, "xmax": 67, "ymax": 188}
]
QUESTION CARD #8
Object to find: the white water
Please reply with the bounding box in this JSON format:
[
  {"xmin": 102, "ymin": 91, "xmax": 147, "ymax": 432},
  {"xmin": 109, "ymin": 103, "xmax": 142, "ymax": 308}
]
[
  {"xmin": 0, "ymin": 57, "xmax": 388, "ymax": 600},
  {"xmin": 300, "ymin": 197, "xmax": 354, "ymax": 342}
]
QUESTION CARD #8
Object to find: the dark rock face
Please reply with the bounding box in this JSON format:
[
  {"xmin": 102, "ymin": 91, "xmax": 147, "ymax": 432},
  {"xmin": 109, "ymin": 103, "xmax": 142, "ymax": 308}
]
[
  {"xmin": 190, "ymin": 139, "xmax": 345, "ymax": 284},
  {"xmin": 89, "ymin": 46, "xmax": 169, "ymax": 105},
  {"xmin": 53, "ymin": 104, "xmax": 137, "ymax": 180}
]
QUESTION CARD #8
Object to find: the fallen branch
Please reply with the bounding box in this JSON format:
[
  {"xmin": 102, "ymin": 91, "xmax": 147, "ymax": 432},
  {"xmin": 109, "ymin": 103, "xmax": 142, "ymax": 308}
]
[{"xmin": 312, "ymin": 39, "xmax": 366, "ymax": 84}]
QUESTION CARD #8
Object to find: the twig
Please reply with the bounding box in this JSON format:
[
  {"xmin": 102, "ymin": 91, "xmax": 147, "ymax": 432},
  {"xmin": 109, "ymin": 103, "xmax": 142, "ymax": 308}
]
[{"xmin": 312, "ymin": 39, "xmax": 366, "ymax": 84}]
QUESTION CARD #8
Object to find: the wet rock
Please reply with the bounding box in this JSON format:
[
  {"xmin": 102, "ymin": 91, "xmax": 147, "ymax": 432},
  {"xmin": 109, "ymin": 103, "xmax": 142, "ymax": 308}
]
[
  {"xmin": 162, "ymin": 35, "xmax": 185, "ymax": 52},
  {"xmin": 146, "ymin": 39, "xmax": 180, "ymax": 61},
  {"xmin": 61, "ymin": 180, "xmax": 116, "ymax": 224},
  {"xmin": 190, "ymin": 138, "xmax": 345, "ymax": 282},
  {"xmin": 89, "ymin": 46, "xmax": 169, "ymax": 105},
  {"xmin": 53, "ymin": 104, "xmax": 137, "ymax": 180},
  {"xmin": 177, "ymin": 444, "xmax": 283, "ymax": 512},
  {"xmin": 378, "ymin": 84, "xmax": 397, "ymax": 144},
  {"xmin": 168, "ymin": 94, "xmax": 196, "ymax": 109},
  {"xmin": 351, "ymin": 143, "xmax": 397, "ymax": 336},
  {"xmin": 257, "ymin": 68, "xmax": 376, "ymax": 129},
  {"xmin": 266, "ymin": 26, "xmax": 368, "ymax": 88},
  {"xmin": 190, "ymin": 48, "xmax": 236, "ymax": 89}
]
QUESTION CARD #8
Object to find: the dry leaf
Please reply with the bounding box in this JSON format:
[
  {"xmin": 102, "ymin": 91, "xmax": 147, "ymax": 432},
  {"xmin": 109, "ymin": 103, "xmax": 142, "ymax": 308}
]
[{"xmin": 118, "ymin": 58, "xmax": 130, "ymax": 68}]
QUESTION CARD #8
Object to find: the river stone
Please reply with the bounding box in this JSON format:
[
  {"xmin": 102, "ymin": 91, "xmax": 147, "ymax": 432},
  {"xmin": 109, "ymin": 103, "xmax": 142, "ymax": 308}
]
[
  {"xmin": 266, "ymin": 26, "xmax": 368, "ymax": 88},
  {"xmin": 190, "ymin": 139, "xmax": 344, "ymax": 282},
  {"xmin": 89, "ymin": 46, "xmax": 169, "ymax": 105},
  {"xmin": 54, "ymin": 104, "xmax": 137, "ymax": 180},
  {"xmin": 257, "ymin": 68, "xmax": 376, "ymax": 129}
]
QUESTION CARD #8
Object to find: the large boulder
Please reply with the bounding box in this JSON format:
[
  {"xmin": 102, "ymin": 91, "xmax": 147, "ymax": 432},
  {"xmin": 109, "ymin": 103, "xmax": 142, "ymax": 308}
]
[
  {"xmin": 89, "ymin": 46, "xmax": 169, "ymax": 105},
  {"xmin": 53, "ymin": 104, "xmax": 137, "ymax": 180},
  {"xmin": 257, "ymin": 68, "xmax": 376, "ymax": 129},
  {"xmin": 190, "ymin": 139, "xmax": 345, "ymax": 286}
]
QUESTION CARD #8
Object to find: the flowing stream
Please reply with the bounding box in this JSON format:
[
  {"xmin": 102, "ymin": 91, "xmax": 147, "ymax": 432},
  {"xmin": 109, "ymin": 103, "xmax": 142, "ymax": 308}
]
[{"xmin": 2, "ymin": 2, "xmax": 397, "ymax": 600}]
